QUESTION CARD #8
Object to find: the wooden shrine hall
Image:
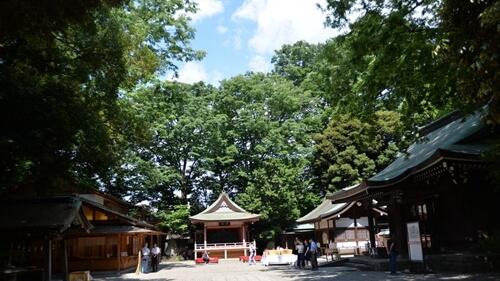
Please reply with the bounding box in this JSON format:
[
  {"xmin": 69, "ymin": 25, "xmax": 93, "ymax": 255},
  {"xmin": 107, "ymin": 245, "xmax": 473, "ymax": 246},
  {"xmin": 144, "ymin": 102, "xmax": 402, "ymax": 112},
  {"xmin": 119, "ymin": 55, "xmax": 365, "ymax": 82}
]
[
  {"xmin": 190, "ymin": 192, "xmax": 260, "ymax": 260},
  {"xmin": 0, "ymin": 192, "xmax": 163, "ymax": 281},
  {"xmin": 296, "ymin": 191, "xmax": 388, "ymax": 256},
  {"xmin": 328, "ymin": 108, "xmax": 500, "ymax": 271}
]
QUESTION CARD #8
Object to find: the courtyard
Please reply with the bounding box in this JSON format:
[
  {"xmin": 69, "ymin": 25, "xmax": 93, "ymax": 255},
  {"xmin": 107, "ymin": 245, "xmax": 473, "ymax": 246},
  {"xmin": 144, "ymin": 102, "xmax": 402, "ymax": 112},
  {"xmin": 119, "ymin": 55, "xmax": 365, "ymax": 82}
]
[{"xmin": 92, "ymin": 260, "xmax": 500, "ymax": 281}]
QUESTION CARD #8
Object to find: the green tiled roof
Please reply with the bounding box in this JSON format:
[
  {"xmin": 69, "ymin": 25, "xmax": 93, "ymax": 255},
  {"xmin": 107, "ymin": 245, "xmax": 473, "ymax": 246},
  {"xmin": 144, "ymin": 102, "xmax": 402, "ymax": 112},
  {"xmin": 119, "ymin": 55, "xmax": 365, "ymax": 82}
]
[
  {"xmin": 189, "ymin": 192, "xmax": 260, "ymax": 222},
  {"xmin": 368, "ymin": 109, "xmax": 487, "ymax": 184}
]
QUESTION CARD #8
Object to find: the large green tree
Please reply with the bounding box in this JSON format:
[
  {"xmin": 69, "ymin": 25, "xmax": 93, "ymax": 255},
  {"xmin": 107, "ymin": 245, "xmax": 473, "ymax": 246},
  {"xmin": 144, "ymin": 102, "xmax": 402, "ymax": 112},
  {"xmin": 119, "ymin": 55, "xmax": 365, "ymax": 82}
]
[
  {"xmin": 312, "ymin": 111, "xmax": 404, "ymax": 195},
  {"xmin": 0, "ymin": 0, "xmax": 201, "ymax": 192},
  {"xmin": 321, "ymin": 0, "xmax": 499, "ymax": 123}
]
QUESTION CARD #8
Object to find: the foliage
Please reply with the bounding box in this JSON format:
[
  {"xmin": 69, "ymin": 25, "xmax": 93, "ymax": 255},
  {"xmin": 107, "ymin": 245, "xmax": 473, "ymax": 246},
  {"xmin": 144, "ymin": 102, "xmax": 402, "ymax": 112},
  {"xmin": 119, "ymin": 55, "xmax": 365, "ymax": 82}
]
[
  {"xmin": 311, "ymin": 111, "xmax": 403, "ymax": 195},
  {"xmin": 157, "ymin": 204, "xmax": 191, "ymax": 235},
  {"xmin": 321, "ymin": 0, "xmax": 500, "ymax": 124},
  {"xmin": 271, "ymin": 41, "xmax": 324, "ymax": 87},
  {"xmin": 112, "ymin": 73, "xmax": 323, "ymax": 239},
  {"xmin": 0, "ymin": 0, "xmax": 201, "ymax": 192}
]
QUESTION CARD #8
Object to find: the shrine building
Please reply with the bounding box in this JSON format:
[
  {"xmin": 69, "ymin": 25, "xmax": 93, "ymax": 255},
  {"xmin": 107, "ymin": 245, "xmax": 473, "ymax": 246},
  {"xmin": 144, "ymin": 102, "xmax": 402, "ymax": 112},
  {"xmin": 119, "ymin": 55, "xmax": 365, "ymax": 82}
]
[{"xmin": 189, "ymin": 192, "xmax": 260, "ymax": 259}]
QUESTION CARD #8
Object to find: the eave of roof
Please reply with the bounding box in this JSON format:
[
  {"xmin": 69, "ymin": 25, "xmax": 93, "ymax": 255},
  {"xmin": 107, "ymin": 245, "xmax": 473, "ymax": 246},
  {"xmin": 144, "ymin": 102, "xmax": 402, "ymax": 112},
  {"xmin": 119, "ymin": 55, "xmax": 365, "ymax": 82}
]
[
  {"xmin": 189, "ymin": 192, "xmax": 260, "ymax": 223},
  {"xmin": 0, "ymin": 196, "xmax": 92, "ymax": 234},
  {"xmin": 328, "ymin": 108, "xmax": 491, "ymax": 203},
  {"xmin": 67, "ymin": 225, "xmax": 164, "ymax": 235},
  {"xmin": 77, "ymin": 195, "xmax": 156, "ymax": 229},
  {"xmin": 368, "ymin": 109, "xmax": 486, "ymax": 185}
]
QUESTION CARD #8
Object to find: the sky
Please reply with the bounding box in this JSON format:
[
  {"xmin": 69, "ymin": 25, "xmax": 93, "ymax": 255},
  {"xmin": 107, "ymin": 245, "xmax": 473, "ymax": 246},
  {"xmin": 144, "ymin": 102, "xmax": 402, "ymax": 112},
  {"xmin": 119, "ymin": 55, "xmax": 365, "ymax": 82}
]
[{"xmin": 172, "ymin": 0, "xmax": 338, "ymax": 86}]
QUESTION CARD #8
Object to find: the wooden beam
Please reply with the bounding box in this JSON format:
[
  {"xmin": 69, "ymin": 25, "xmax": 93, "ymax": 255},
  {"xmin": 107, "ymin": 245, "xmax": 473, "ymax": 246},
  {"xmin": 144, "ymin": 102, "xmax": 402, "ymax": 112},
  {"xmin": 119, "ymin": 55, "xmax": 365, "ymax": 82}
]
[
  {"xmin": 43, "ymin": 238, "xmax": 52, "ymax": 281},
  {"xmin": 62, "ymin": 239, "xmax": 69, "ymax": 281},
  {"xmin": 117, "ymin": 234, "xmax": 122, "ymax": 272},
  {"xmin": 368, "ymin": 209, "xmax": 376, "ymax": 250}
]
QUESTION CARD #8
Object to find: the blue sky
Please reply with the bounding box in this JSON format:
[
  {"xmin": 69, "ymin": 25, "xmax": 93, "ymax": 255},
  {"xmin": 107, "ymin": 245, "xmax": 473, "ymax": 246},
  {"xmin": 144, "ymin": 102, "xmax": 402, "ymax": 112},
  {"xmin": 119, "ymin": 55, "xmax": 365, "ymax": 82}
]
[{"xmin": 172, "ymin": 0, "xmax": 338, "ymax": 86}]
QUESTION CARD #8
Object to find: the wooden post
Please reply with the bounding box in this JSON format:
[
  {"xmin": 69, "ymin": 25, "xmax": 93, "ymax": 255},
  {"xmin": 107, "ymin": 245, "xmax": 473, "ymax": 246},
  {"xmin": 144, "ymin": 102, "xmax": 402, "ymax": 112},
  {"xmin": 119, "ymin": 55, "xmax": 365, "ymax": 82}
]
[
  {"xmin": 326, "ymin": 219, "xmax": 331, "ymax": 261},
  {"xmin": 242, "ymin": 225, "xmax": 247, "ymax": 256},
  {"xmin": 368, "ymin": 209, "xmax": 376, "ymax": 250},
  {"xmin": 117, "ymin": 234, "xmax": 122, "ymax": 271},
  {"xmin": 203, "ymin": 225, "xmax": 207, "ymax": 250},
  {"xmin": 354, "ymin": 205, "xmax": 359, "ymax": 255},
  {"xmin": 43, "ymin": 238, "xmax": 52, "ymax": 281},
  {"xmin": 62, "ymin": 239, "xmax": 69, "ymax": 281}
]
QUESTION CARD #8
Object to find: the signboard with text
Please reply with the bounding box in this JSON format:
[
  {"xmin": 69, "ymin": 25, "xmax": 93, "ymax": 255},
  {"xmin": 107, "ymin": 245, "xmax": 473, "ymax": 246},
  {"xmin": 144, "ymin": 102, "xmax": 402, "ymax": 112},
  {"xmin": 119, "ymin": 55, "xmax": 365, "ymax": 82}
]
[{"xmin": 406, "ymin": 222, "xmax": 423, "ymax": 261}]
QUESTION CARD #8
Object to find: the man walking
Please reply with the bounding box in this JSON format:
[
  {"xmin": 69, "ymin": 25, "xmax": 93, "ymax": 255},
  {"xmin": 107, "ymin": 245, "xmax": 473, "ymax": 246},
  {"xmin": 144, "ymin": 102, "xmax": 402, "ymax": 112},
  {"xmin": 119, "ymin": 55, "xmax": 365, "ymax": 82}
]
[{"xmin": 249, "ymin": 243, "xmax": 256, "ymax": 265}]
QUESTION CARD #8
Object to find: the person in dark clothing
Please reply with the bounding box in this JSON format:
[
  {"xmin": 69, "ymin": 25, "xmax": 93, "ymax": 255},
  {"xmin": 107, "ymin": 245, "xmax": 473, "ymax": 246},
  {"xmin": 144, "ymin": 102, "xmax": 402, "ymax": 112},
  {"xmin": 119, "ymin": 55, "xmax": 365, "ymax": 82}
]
[
  {"xmin": 303, "ymin": 240, "xmax": 310, "ymax": 268},
  {"xmin": 202, "ymin": 251, "xmax": 210, "ymax": 264},
  {"xmin": 386, "ymin": 238, "xmax": 398, "ymax": 274},
  {"xmin": 309, "ymin": 238, "xmax": 319, "ymax": 270},
  {"xmin": 295, "ymin": 240, "xmax": 305, "ymax": 268}
]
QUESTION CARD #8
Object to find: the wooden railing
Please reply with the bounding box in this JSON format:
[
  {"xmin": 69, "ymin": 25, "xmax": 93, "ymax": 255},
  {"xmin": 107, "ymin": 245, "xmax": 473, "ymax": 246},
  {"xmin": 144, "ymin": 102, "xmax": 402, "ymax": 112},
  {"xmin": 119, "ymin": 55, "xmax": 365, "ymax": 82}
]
[{"xmin": 194, "ymin": 241, "xmax": 253, "ymax": 251}]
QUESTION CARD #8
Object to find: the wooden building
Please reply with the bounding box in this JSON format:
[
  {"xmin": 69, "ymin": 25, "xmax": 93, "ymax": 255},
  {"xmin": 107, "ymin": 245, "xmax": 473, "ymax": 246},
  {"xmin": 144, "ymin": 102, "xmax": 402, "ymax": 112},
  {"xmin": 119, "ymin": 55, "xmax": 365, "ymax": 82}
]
[
  {"xmin": 0, "ymin": 192, "xmax": 162, "ymax": 281},
  {"xmin": 328, "ymin": 109, "xmax": 500, "ymax": 270},
  {"xmin": 297, "ymin": 194, "xmax": 388, "ymax": 256},
  {"xmin": 189, "ymin": 192, "xmax": 260, "ymax": 259}
]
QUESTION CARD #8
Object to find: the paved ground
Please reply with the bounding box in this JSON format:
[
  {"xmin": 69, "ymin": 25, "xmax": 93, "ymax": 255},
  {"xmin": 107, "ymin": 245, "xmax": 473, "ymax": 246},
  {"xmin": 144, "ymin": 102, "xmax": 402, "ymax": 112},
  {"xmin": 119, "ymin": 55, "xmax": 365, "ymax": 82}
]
[{"xmin": 92, "ymin": 260, "xmax": 500, "ymax": 281}]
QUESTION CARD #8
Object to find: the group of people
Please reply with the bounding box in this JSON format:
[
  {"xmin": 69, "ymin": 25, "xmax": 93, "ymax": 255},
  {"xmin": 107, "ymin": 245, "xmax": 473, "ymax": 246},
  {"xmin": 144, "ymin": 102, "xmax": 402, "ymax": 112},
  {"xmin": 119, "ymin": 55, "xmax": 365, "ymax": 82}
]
[
  {"xmin": 141, "ymin": 243, "xmax": 161, "ymax": 273},
  {"xmin": 294, "ymin": 238, "xmax": 320, "ymax": 270}
]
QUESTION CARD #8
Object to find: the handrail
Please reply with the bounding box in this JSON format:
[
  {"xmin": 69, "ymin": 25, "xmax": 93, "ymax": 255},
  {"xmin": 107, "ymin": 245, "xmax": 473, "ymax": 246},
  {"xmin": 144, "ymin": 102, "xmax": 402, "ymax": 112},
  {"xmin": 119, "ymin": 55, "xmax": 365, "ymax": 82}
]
[{"xmin": 194, "ymin": 241, "xmax": 253, "ymax": 250}]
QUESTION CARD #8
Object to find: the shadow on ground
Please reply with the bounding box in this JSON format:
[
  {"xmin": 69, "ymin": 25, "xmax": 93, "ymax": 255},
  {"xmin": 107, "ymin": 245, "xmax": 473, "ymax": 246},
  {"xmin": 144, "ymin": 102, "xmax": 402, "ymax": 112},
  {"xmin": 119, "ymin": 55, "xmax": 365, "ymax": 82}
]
[{"xmin": 259, "ymin": 266, "xmax": 500, "ymax": 281}]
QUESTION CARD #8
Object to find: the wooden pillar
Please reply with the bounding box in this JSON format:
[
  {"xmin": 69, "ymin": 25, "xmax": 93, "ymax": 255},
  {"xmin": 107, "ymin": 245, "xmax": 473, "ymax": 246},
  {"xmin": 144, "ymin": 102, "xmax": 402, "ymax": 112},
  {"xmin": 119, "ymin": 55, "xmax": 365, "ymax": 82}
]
[
  {"xmin": 242, "ymin": 225, "xmax": 247, "ymax": 256},
  {"xmin": 117, "ymin": 234, "xmax": 122, "ymax": 271},
  {"xmin": 367, "ymin": 209, "xmax": 376, "ymax": 249},
  {"xmin": 203, "ymin": 224, "xmax": 207, "ymax": 249},
  {"xmin": 43, "ymin": 238, "xmax": 52, "ymax": 281},
  {"xmin": 62, "ymin": 239, "xmax": 69, "ymax": 281},
  {"xmin": 390, "ymin": 196, "xmax": 407, "ymax": 255},
  {"xmin": 354, "ymin": 205, "xmax": 359, "ymax": 255}
]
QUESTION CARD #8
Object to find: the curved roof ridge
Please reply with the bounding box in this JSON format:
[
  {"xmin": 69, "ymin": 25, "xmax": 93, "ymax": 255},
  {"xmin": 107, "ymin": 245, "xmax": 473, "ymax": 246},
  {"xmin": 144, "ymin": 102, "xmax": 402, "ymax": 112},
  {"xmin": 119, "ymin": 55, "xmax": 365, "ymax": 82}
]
[{"xmin": 189, "ymin": 192, "xmax": 260, "ymax": 222}]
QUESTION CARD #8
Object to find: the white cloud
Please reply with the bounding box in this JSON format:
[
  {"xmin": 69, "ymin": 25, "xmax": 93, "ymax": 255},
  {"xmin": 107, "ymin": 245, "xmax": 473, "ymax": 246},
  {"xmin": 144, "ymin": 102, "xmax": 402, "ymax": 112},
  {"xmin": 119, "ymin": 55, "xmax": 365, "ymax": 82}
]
[
  {"xmin": 232, "ymin": 0, "xmax": 336, "ymax": 55},
  {"xmin": 216, "ymin": 25, "xmax": 228, "ymax": 34},
  {"xmin": 210, "ymin": 70, "xmax": 224, "ymax": 86},
  {"xmin": 173, "ymin": 62, "xmax": 225, "ymax": 86},
  {"xmin": 233, "ymin": 29, "xmax": 242, "ymax": 50},
  {"xmin": 175, "ymin": 61, "xmax": 209, "ymax": 84},
  {"xmin": 249, "ymin": 55, "xmax": 271, "ymax": 73},
  {"xmin": 190, "ymin": 0, "xmax": 224, "ymax": 23}
]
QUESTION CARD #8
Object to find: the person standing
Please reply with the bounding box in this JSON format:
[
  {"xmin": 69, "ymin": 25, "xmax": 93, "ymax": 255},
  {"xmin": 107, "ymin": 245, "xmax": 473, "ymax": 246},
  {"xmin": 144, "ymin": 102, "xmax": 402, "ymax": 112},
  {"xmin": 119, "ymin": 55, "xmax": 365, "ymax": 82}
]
[
  {"xmin": 303, "ymin": 240, "xmax": 310, "ymax": 268},
  {"xmin": 141, "ymin": 243, "xmax": 151, "ymax": 273},
  {"xmin": 309, "ymin": 239, "xmax": 318, "ymax": 270},
  {"xmin": 249, "ymin": 243, "xmax": 256, "ymax": 265},
  {"xmin": 386, "ymin": 237, "xmax": 398, "ymax": 275},
  {"xmin": 151, "ymin": 243, "xmax": 161, "ymax": 272},
  {"xmin": 328, "ymin": 240, "xmax": 337, "ymax": 261},
  {"xmin": 295, "ymin": 240, "xmax": 305, "ymax": 268}
]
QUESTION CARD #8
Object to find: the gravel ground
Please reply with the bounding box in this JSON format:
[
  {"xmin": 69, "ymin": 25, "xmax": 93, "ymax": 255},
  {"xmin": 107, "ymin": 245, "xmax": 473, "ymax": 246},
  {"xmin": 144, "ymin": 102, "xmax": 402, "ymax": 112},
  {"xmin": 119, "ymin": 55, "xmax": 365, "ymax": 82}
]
[{"xmin": 91, "ymin": 260, "xmax": 500, "ymax": 281}]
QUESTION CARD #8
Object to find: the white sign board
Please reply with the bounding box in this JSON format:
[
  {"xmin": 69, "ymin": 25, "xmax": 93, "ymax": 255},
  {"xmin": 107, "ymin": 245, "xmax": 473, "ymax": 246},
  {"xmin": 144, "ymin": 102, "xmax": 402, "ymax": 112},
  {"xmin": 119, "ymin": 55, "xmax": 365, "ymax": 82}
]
[{"xmin": 406, "ymin": 222, "xmax": 423, "ymax": 262}]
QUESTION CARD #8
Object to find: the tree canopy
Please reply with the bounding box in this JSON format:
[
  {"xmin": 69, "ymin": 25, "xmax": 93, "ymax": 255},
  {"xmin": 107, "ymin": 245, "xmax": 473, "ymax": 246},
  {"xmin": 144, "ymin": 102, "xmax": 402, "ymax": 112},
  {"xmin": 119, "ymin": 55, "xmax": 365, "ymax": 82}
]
[
  {"xmin": 0, "ymin": 0, "xmax": 202, "ymax": 192},
  {"xmin": 1, "ymin": 0, "xmax": 498, "ymax": 243}
]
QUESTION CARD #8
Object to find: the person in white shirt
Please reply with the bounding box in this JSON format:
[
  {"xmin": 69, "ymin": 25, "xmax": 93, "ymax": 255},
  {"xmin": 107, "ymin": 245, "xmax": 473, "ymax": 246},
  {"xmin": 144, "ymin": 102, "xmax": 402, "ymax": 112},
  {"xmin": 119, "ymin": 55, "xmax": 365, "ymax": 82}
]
[
  {"xmin": 295, "ymin": 241, "xmax": 305, "ymax": 268},
  {"xmin": 141, "ymin": 243, "xmax": 151, "ymax": 273},
  {"xmin": 248, "ymin": 244, "xmax": 256, "ymax": 265},
  {"xmin": 151, "ymin": 243, "xmax": 161, "ymax": 272}
]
